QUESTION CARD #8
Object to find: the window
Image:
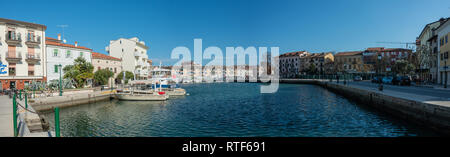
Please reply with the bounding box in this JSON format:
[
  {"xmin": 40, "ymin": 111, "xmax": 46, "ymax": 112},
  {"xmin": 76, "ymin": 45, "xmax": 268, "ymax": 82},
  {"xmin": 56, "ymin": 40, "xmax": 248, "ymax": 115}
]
[
  {"xmin": 445, "ymin": 52, "xmax": 449, "ymax": 59},
  {"xmin": 98, "ymin": 67, "xmax": 101, "ymax": 71},
  {"xmin": 114, "ymin": 68, "xmax": 117, "ymax": 73},
  {"xmin": 66, "ymin": 50, "xmax": 71, "ymax": 58},
  {"xmin": 9, "ymin": 68, "xmax": 15, "ymax": 76},
  {"xmin": 53, "ymin": 49, "xmax": 58, "ymax": 57},
  {"xmin": 54, "ymin": 65, "xmax": 59, "ymax": 73},
  {"xmin": 28, "ymin": 71, "xmax": 34, "ymax": 76},
  {"xmin": 80, "ymin": 52, "xmax": 83, "ymax": 57},
  {"xmin": 446, "ymin": 35, "xmax": 448, "ymax": 44}
]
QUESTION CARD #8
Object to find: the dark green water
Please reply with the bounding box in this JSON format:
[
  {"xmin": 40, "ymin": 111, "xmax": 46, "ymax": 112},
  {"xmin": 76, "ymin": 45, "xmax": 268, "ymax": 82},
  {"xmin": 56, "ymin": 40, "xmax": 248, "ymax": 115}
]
[{"xmin": 44, "ymin": 83, "xmax": 439, "ymax": 137}]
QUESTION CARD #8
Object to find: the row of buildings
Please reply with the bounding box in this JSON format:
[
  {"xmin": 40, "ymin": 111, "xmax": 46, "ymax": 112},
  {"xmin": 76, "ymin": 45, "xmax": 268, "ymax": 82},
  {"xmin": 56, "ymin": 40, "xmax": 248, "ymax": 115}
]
[
  {"xmin": 416, "ymin": 17, "xmax": 450, "ymax": 85},
  {"xmin": 278, "ymin": 47, "xmax": 413, "ymax": 78},
  {"xmin": 0, "ymin": 18, "xmax": 152, "ymax": 90}
]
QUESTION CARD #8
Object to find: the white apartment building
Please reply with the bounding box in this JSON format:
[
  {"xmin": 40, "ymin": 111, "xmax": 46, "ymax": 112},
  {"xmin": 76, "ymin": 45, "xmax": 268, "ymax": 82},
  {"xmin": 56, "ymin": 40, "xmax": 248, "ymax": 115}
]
[
  {"xmin": 106, "ymin": 37, "xmax": 150, "ymax": 80},
  {"xmin": 46, "ymin": 35, "xmax": 92, "ymax": 82},
  {"xmin": 279, "ymin": 51, "xmax": 309, "ymax": 78},
  {"xmin": 0, "ymin": 18, "xmax": 46, "ymax": 90}
]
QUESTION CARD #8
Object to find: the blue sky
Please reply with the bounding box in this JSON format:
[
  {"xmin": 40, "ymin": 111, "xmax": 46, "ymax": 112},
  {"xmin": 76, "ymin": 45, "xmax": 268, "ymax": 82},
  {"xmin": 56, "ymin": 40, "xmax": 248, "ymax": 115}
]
[{"xmin": 3, "ymin": 0, "xmax": 450, "ymax": 65}]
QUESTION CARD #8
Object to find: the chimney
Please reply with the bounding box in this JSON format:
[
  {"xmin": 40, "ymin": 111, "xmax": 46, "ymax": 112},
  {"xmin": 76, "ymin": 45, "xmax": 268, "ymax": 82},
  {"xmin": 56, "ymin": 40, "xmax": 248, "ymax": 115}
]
[
  {"xmin": 75, "ymin": 41, "xmax": 78, "ymax": 47},
  {"xmin": 58, "ymin": 34, "xmax": 61, "ymax": 40}
]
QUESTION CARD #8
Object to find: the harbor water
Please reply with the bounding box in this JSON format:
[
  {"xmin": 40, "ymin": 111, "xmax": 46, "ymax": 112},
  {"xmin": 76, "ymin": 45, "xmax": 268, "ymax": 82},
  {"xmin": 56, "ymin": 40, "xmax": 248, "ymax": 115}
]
[{"xmin": 43, "ymin": 83, "xmax": 439, "ymax": 137}]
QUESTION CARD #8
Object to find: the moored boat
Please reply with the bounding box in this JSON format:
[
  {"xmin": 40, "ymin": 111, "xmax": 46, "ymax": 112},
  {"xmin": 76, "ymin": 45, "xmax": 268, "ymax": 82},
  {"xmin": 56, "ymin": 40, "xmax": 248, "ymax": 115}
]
[{"xmin": 115, "ymin": 92, "xmax": 169, "ymax": 101}]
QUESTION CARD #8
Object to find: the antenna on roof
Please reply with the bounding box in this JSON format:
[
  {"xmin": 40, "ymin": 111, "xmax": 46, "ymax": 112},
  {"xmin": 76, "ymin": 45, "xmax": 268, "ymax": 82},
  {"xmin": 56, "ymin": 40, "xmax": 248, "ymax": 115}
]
[{"xmin": 57, "ymin": 24, "xmax": 68, "ymax": 43}]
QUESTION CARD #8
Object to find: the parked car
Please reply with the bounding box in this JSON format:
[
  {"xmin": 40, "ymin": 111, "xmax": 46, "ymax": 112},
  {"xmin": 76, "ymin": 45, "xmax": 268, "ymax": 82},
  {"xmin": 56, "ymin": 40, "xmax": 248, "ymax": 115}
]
[
  {"xmin": 392, "ymin": 76, "xmax": 412, "ymax": 86},
  {"xmin": 392, "ymin": 76, "xmax": 402, "ymax": 85},
  {"xmin": 400, "ymin": 76, "xmax": 412, "ymax": 86},
  {"xmin": 354, "ymin": 76, "xmax": 362, "ymax": 81},
  {"xmin": 382, "ymin": 76, "xmax": 393, "ymax": 84},
  {"xmin": 372, "ymin": 76, "xmax": 382, "ymax": 83}
]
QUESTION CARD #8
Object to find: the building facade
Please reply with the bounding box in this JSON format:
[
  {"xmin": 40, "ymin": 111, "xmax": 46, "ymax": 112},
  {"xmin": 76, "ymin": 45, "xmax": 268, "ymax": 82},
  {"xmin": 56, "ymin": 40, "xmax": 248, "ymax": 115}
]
[
  {"xmin": 362, "ymin": 47, "xmax": 412, "ymax": 74},
  {"xmin": 278, "ymin": 51, "xmax": 309, "ymax": 78},
  {"xmin": 300, "ymin": 52, "xmax": 334, "ymax": 75},
  {"xmin": 334, "ymin": 51, "xmax": 364, "ymax": 74},
  {"xmin": 46, "ymin": 35, "xmax": 92, "ymax": 82},
  {"xmin": 437, "ymin": 19, "xmax": 450, "ymax": 85},
  {"xmin": 416, "ymin": 18, "xmax": 448, "ymax": 83},
  {"xmin": 106, "ymin": 37, "xmax": 150, "ymax": 80},
  {"xmin": 92, "ymin": 52, "xmax": 122, "ymax": 87},
  {"xmin": 0, "ymin": 18, "xmax": 46, "ymax": 90}
]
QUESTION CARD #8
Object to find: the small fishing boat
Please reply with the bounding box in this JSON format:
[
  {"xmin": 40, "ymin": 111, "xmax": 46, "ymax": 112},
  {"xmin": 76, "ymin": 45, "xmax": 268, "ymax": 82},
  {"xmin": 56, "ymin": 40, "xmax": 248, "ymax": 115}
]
[{"xmin": 115, "ymin": 89, "xmax": 169, "ymax": 101}]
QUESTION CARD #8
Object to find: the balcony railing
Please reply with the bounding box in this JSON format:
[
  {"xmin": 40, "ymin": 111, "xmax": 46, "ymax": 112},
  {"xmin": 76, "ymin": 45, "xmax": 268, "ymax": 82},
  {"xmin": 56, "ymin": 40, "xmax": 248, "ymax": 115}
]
[
  {"xmin": 136, "ymin": 60, "xmax": 145, "ymax": 67},
  {"xmin": 134, "ymin": 51, "xmax": 141, "ymax": 57},
  {"xmin": 26, "ymin": 53, "xmax": 41, "ymax": 63},
  {"xmin": 5, "ymin": 51, "xmax": 22, "ymax": 63},
  {"xmin": 5, "ymin": 32, "xmax": 22, "ymax": 45},
  {"xmin": 25, "ymin": 35, "xmax": 41, "ymax": 47}
]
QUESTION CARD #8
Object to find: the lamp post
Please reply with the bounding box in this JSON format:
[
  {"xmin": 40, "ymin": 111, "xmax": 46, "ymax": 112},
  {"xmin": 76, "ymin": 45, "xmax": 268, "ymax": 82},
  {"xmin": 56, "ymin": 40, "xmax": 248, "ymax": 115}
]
[
  {"xmin": 58, "ymin": 64, "xmax": 62, "ymax": 96},
  {"xmin": 445, "ymin": 61, "xmax": 448, "ymax": 88},
  {"xmin": 378, "ymin": 54, "xmax": 383, "ymax": 91}
]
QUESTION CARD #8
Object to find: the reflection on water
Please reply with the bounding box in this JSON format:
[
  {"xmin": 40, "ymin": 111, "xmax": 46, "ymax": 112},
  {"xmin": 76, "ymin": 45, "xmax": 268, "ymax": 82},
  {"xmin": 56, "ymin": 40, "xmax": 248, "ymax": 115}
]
[{"xmin": 44, "ymin": 83, "xmax": 439, "ymax": 137}]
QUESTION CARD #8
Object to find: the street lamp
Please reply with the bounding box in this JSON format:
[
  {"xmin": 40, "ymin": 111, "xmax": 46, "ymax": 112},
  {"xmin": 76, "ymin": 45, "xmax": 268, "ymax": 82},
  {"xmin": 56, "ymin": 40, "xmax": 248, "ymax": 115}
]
[
  {"xmin": 445, "ymin": 61, "xmax": 448, "ymax": 88},
  {"xmin": 58, "ymin": 64, "xmax": 63, "ymax": 96},
  {"xmin": 378, "ymin": 54, "xmax": 383, "ymax": 91}
]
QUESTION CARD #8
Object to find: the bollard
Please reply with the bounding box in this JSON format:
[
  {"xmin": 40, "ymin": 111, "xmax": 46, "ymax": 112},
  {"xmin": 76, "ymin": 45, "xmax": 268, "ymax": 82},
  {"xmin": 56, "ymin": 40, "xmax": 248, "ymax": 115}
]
[
  {"xmin": 54, "ymin": 107, "xmax": 60, "ymax": 137},
  {"xmin": 13, "ymin": 93, "xmax": 18, "ymax": 137},
  {"xmin": 25, "ymin": 92, "xmax": 28, "ymax": 109}
]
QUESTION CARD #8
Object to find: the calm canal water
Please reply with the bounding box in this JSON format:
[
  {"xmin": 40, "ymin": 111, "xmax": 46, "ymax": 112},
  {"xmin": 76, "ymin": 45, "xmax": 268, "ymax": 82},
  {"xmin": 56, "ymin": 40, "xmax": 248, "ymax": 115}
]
[{"xmin": 44, "ymin": 83, "xmax": 439, "ymax": 137}]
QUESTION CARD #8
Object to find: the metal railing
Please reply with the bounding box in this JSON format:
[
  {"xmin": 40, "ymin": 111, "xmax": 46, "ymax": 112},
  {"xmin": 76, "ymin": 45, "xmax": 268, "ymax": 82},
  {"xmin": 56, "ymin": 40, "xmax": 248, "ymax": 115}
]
[
  {"xmin": 12, "ymin": 90, "xmax": 60, "ymax": 137},
  {"xmin": 26, "ymin": 53, "xmax": 41, "ymax": 59},
  {"xmin": 6, "ymin": 51, "xmax": 22, "ymax": 59},
  {"xmin": 26, "ymin": 35, "xmax": 41, "ymax": 43},
  {"xmin": 134, "ymin": 51, "xmax": 141, "ymax": 57},
  {"xmin": 5, "ymin": 32, "xmax": 21, "ymax": 41}
]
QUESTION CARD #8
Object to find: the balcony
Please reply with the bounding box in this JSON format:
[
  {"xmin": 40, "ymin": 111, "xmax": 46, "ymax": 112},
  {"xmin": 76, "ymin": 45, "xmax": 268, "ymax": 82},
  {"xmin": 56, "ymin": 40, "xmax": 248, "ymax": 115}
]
[
  {"xmin": 25, "ymin": 53, "xmax": 41, "ymax": 63},
  {"xmin": 5, "ymin": 32, "xmax": 22, "ymax": 46},
  {"xmin": 5, "ymin": 51, "xmax": 22, "ymax": 63},
  {"xmin": 134, "ymin": 51, "xmax": 141, "ymax": 57},
  {"xmin": 136, "ymin": 60, "xmax": 145, "ymax": 67},
  {"xmin": 25, "ymin": 35, "xmax": 41, "ymax": 47}
]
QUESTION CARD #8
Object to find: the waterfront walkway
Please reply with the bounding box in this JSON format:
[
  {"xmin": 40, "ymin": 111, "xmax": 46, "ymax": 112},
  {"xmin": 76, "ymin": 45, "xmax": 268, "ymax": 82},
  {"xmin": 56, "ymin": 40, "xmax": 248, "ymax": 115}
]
[
  {"xmin": 0, "ymin": 96, "xmax": 13, "ymax": 137},
  {"xmin": 339, "ymin": 80, "xmax": 450, "ymax": 107}
]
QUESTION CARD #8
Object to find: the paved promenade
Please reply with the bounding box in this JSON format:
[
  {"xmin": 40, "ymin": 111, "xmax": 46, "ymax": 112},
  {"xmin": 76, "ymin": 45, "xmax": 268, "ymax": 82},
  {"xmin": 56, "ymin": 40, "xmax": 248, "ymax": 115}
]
[
  {"xmin": 337, "ymin": 80, "xmax": 450, "ymax": 107},
  {"xmin": 0, "ymin": 96, "xmax": 13, "ymax": 137}
]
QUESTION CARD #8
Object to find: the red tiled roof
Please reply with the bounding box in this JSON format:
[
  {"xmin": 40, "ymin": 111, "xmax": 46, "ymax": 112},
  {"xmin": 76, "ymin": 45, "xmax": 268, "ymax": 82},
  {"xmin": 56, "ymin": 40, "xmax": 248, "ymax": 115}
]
[
  {"xmin": 279, "ymin": 51, "xmax": 307, "ymax": 57},
  {"xmin": 335, "ymin": 51, "xmax": 362, "ymax": 56},
  {"xmin": 366, "ymin": 47, "xmax": 385, "ymax": 51},
  {"xmin": 46, "ymin": 40, "xmax": 92, "ymax": 51},
  {"xmin": 92, "ymin": 52, "xmax": 121, "ymax": 61},
  {"xmin": 45, "ymin": 37, "xmax": 58, "ymax": 40}
]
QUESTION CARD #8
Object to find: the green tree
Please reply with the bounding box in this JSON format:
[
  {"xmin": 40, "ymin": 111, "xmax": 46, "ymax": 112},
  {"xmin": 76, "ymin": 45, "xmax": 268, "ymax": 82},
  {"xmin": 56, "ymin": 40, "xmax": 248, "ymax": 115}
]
[
  {"xmin": 63, "ymin": 57, "xmax": 94, "ymax": 88},
  {"xmin": 308, "ymin": 64, "xmax": 317, "ymax": 75},
  {"xmin": 94, "ymin": 69, "xmax": 114, "ymax": 86},
  {"xmin": 116, "ymin": 71, "xmax": 134, "ymax": 84},
  {"xmin": 393, "ymin": 59, "xmax": 415, "ymax": 75}
]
